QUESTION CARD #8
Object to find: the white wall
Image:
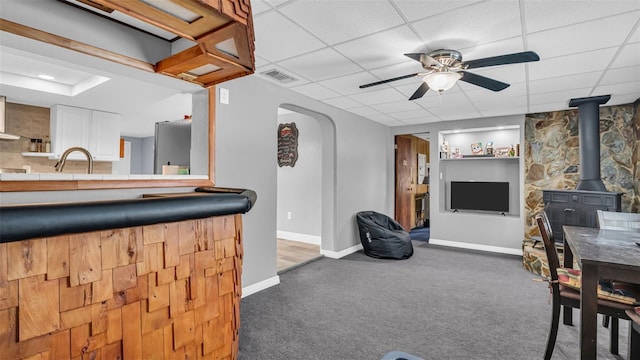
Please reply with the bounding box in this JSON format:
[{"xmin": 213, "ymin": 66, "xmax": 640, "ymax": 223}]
[
  {"xmin": 215, "ymin": 75, "xmax": 391, "ymax": 287},
  {"xmin": 277, "ymin": 111, "xmax": 322, "ymax": 239},
  {"xmin": 391, "ymin": 115, "xmax": 526, "ymax": 254}
]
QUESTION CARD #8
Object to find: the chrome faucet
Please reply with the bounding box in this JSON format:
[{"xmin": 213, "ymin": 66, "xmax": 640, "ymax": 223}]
[{"xmin": 54, "ymin": 147, "xmax": 94, "ymax": 174}]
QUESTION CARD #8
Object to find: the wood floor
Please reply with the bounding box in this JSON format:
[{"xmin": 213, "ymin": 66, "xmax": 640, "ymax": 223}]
[{"xmin": 277, "ymin": 238, "xmax": 321, "ymax": 273}]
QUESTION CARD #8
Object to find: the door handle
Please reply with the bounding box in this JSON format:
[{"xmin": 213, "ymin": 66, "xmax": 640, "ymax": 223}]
[{"xmin": 563, "ymin": 208, "xmax": 576, "ymax": 212}]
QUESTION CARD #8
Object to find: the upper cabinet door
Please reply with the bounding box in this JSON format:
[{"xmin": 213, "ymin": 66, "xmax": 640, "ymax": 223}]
[
  {"xmin": 51, "ymin": 105, "xmax": 91, "ymax": 160},
  {"xmin": 91, "ymin": 110, "xmax": 120, "ymax": 161}
]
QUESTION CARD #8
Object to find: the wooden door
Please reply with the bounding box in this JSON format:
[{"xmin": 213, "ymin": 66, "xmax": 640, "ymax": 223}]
[{"xmin": 395, "ymin": 135, "xmax": 413, "ymax": 230}]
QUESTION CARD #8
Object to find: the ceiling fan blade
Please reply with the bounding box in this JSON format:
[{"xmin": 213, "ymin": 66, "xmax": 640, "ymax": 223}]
[
  {"xmin": 463, "ymin": 51, "xmax": 540, "ymax": 69},
  {"xmin": 359, "ymin": 73, "xmax": 420, "ymax": 89},
  {"xmin": 409, "ymin": 83, "xmax": 429, "ymax": 100},
  {"xmin": 404, "ymin": 53, "xmax": 423, "ymax": 62},
  {"xmin": 459, "ymin": 72, "xmax": 510, "ymax": 92}
]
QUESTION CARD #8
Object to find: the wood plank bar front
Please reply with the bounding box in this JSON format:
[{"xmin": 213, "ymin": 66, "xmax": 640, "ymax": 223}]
[{"xmin": 0, "ymin": 214, "xmax": 243, "ymax": 359}]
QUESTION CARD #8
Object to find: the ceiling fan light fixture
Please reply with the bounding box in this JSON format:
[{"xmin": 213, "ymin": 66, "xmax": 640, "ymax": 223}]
[{"xmin": 423, "ymin": 71, "xmax": 461, "ymax": 92}]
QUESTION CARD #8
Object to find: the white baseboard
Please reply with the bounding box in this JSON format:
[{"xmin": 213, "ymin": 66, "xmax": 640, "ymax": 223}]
[
  {"xmin": 242, "ymin": 275, "xmax": 280, "ymax": 298},
  {"xmin": 321, "ymin": 243, "xmax": 363, "ymax": 259},
  {"xmin": 428, "ymin": 238, "xmax": 523, "ymax": 256},
  {"xmin": 277, "ymin": 230, "xmax": 321, "ymax": 245}
]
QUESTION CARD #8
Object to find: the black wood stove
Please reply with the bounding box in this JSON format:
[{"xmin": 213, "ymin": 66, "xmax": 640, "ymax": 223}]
[{"xmin": 542, "ymin": 95, "xmax": 622, "ymax": 243}]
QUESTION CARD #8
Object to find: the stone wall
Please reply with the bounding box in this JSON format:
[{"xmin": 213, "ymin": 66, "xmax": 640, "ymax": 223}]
[{"xmin": 524, "ymin": 99, "xmax": 640, "ymax": 239}]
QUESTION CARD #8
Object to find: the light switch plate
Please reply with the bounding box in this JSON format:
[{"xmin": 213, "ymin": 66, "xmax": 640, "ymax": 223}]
[{"xmin": 220, "ymin": 88, "xmax": 229, "ymax": 104}]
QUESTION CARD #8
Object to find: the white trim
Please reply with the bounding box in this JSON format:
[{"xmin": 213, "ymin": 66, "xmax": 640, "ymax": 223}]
[
  {"xmin": 321, "ymin": 243, "xmax": 363, "ymax": 259},
  {"xmin": 276, "ymin": 230, "xmax": 321, "ymax": 245},
  {"xmin": 428, "ymin": 238, "xmax": 523, "ymax": 256},
  {"xmin": 242, "ymin": 275, "xmax": 280, "ymax": 298}
]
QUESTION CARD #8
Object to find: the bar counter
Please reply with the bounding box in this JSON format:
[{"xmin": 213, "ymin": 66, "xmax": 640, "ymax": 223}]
[{"xmin": 0, "ymin": 187, "xmax": 256, "ymax": 360}]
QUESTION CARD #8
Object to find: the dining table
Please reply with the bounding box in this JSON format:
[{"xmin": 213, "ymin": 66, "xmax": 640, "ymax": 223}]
[{"xmin": 562, "ymin": 225, "xmax": 640, "ymax": 360}]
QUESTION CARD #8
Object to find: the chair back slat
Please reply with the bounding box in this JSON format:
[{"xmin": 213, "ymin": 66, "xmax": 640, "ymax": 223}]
[
  {"xmin": 597, "ymin": 210, "xmax": 640, "ymax": 231},
  {"xmin": 535, "ymin": 212, "xmax": 560, "ymax": 281}
]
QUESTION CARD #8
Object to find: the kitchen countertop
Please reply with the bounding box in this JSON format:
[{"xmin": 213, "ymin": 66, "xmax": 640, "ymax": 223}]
[{"xmin": 0, "ymin": 187, "xmax": 257, "ymax": 243}]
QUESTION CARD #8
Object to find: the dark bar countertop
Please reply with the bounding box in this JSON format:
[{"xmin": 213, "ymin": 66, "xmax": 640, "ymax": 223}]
[{"xmin": 0, "ymin": 187, "xmax": 257, "ymax": 243}]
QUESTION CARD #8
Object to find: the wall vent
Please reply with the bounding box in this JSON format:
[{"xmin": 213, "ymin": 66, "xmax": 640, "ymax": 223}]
[{"xmin": 260, "ymin": 69, "xmax": 297, "ymax": 83}]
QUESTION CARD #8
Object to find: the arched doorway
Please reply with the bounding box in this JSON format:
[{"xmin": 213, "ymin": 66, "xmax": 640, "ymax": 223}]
[{"xmin": 276, "ymin": 104, "xmax": 336, "ymax": 271}]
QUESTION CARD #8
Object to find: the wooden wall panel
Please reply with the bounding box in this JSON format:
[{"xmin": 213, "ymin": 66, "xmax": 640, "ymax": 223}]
[{"xmin": 1, "ymin": 214, "xmax": 243, "ymax": 359}]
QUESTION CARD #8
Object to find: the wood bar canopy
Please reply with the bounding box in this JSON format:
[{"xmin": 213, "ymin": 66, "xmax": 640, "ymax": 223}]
[{"xmin": 90, "ymin": 0, "xmax": 256, "ymax": 87}]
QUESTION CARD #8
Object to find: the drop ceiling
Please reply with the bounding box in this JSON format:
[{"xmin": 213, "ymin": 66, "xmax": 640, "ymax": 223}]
[
  {"xmin": 0, "ymin": 0, "xmax": 638, "ymax": 135},
  {"xmin": 251, "ymin": 0, "xmax": 640, "ymax": 126}
]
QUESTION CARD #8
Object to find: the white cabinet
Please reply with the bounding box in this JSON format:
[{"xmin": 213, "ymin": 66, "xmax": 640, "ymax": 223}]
[
  {"xmin": 50, "ymin": 105, "xmax": 120, "ymax": 161},
  {"xmin": 91, "ymin": 111, "xmax": 121, "ymax": 161}
]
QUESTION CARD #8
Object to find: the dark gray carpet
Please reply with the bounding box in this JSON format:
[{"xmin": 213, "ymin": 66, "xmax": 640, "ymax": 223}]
[{"xmin": 239, "ymin": 242, "xmax": 631, "ymax": 360}]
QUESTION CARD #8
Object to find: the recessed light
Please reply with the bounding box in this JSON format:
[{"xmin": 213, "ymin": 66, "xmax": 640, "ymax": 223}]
[{"xmin": 37, "ymin": 74, "xmax": 55, "ymax": 80}]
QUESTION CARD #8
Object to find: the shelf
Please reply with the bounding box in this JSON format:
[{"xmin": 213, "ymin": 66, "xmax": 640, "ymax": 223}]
[
  {"xmin": 440, "ymin": 156, "xmax": 519, "ymax": 161},
  {"xmin": 21, "ymin": 152, "xmax": 55, "ymax": 157}
]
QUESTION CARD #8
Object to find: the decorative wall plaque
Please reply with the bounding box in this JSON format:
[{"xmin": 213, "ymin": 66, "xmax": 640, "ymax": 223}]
[{"xmin": 277, "ymin": 122, "xmax": 299, "ymax": 167}]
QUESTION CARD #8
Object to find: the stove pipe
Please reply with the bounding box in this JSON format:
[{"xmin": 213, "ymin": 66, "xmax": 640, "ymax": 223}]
[{"xmin": 568, "ymin": 95, "xmax": 611, "ymax": 192}]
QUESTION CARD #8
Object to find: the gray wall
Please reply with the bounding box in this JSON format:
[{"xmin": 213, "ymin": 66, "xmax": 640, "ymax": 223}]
[
  {"xmin": 215, "ymin": 75, "xmax": 391, "ymax": 287},
  {"xmin": 277, "ymin": 111, "xmax": 322, "ymax": 237},
  {"xmin": 391, "ymin": 115, "xmax": 526, "ymax": 251}
]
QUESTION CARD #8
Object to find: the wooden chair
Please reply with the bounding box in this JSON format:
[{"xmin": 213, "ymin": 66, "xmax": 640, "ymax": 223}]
[
  {"xmin": 626, "ymin": 308, "xmax": 640, "ymax": 357},
  {"xmin": 535, "ymin": 212, "xmax": 635, "ymax": 359},
  {"xmin": 597, "ymin": 210, "xmax": 640, "ymax": 231}
]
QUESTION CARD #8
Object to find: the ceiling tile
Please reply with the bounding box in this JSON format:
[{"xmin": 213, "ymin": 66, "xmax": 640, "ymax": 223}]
[
  {"xmin": 527, "ymin": 12, "xmax": 638, "ymax": 59},
  {"xmin": 278, "ymin": 48, "xmax": 361, "ymax": 81},
  {"xmin": 290, "ymin": 83, "xmax": 340, "ymax": 100},
  {"xmin": 334, "ymin": 26, "xmax": 423, "ymax": 70},
  {"xmin": 611, "ymin": 42, "xmax": 640, "ymax": 68},
  {"xmin": 629, "ymin": 23, "xmax": 640, "ymax": 43},
  {"xmin": 480, "ymin": 105, "xmax": 529, "ymax": 118},
  {"xmin": 394, "ymin": 0, "xmax": 484, "ymax": 23},
  {"xmin": 263, "ymin": 0, "xmax": 290, "ymax": 7},
  {"xmin": 348, "ymin": 106, "xmax": 382, "ymax": 117},
  {"xmin": 388, "ymin": 109, "xmax": 433, "ymax": 120},
  {"xmin": 592, "ymin": 82, "xmax": 640, "ymax": 100},
  {"xmin": 609, "ymin": 93, "xmax": 640, "ymax": 106},
  {"xmin": 529, "ymin": 72, "xmax": 602, "ymax": 94},
  {"xmin": 318, "ymin": 71, "xmax": 386, "ymax": 95},
  {"xmin": 379, "ymin": 120, "xmax": 408, "ymax": 126},
  {"xmin": 253, "ymin": 11, "xmax": 325, "ymax": 62},
  {"xmin": 464, "ymin": 83, "xmax": 528, "ymax": 102},
  {"xmin": 600, "ymin": 65, "xmax": 640, "ymax": 86},
  {"xmin": 348, "ymin": 87, "xmax": 406, "ymax": 105},
  {"xmin": 322, "ymin": 96, "xmax": 364, "ymax": 109},
  {"xmin": 523, "ymin": 1, "xmax": 639, "ymax": 33},
  {"xmin": 528, "ymin": 48, "xmax": 618, "ymax": 81},
  {"xmin": 278, "ymin": 0, "xmax": 405, "ymax": 45},
  {"xmin": 401, "ymin": 116, "xmax": 441, "ymax": 125},
  {"xmin": 367, "ymin": 113, "xmax": 399, "ymax": 123},
  {"xmin": 250, "ymin": 0, "xmax": 272, "ymax": 15},
  {"xmin": 529, "ymin": 101, "xmax": 570, "ymax": 114},
  {"xmin": 254, "ymin": 55, "xmax": 270, "ymax": 68},
  {"xmin": 410, "ymin": 1, "xmax": 522, "ymax": 49},
  {"xmin": 529, "ymin": 87, "xmax": 594, "ymax": 105},
  {"xmin": 370, "ymin": 100, "xmax": 422, "ymax": 113}
]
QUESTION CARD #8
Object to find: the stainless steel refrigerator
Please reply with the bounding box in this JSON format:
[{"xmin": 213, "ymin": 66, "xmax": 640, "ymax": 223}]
[{"xmin": 154, "ymin": 119, "xmax": 191, "ymax": 174}]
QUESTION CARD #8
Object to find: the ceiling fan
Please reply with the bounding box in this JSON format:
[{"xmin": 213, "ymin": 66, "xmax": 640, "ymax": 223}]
[{"xmin": 359, "ymin": 49, "xmax": 540, "ymax": 100}]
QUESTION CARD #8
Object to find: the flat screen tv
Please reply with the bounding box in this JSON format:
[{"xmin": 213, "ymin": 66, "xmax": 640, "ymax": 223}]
[{"xmin": 450, "ymin": 181, "xmax": 509, "ymax": 213}]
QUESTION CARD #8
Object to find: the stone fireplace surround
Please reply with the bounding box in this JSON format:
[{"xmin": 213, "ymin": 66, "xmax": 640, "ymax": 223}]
[{"xmin": 523, "ymin": 98, "xmax": 639, "ymax": 275}]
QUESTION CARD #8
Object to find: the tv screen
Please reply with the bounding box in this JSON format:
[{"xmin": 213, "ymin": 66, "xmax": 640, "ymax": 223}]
[{"xmin": 450, "ymin": 181, "xmax": 509, "ymax": 213}]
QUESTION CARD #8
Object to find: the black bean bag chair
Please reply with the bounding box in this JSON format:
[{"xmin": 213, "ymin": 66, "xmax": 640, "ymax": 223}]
[{"xmin": 356, "ymin": 211, "xmax": 413, "ymax": 259}]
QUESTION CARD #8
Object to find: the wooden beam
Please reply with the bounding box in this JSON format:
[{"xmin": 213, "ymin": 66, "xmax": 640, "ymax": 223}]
[{"xmin": 0, "ymin": 19, "xmax": 155, "ymax": 73}]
